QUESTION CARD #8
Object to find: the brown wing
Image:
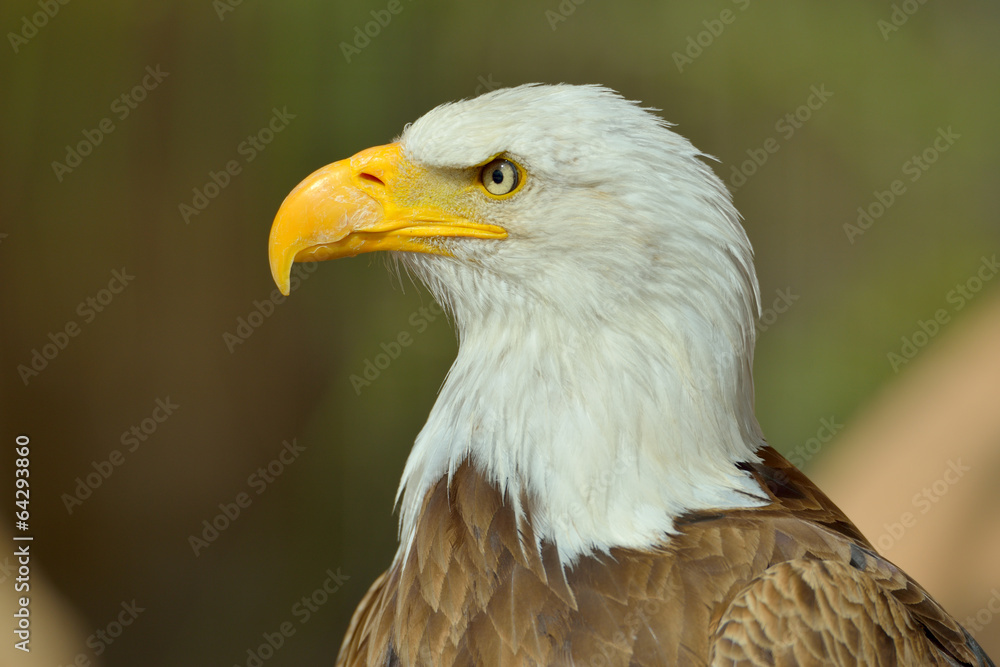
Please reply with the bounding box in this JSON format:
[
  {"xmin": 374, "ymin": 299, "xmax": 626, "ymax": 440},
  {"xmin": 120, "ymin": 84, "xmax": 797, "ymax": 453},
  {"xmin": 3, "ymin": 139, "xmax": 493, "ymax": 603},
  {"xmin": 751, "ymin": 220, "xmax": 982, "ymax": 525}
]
[
  {"xmin": 728, "ymin": 448, "xmax": 994, "ymax": 667},
  {"xmin": 335, "ymin": 447, "xmax": 994, "ymax": 666},
  {"xmin": 712, "ymin": 559, "xmax": 953, "ymax": 666},
  {"xmin": 337, "ymin": 568, "xmax": 400, "ymax": 666}
]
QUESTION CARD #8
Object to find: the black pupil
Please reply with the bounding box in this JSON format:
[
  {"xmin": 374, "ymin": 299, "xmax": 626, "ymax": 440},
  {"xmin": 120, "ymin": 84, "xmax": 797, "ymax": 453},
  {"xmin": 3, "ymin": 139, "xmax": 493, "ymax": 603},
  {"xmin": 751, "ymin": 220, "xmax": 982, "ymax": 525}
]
[{"xmin": 491, "ymin": 167, "xmax": 504, "ymax": 184}]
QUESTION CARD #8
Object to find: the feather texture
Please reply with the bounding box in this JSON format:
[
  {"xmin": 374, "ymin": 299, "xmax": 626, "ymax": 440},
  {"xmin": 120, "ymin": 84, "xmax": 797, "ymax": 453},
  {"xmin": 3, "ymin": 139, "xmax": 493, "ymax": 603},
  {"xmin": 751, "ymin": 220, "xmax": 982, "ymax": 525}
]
[{"xmin": 336, "ymin": 448, "xmax": 992, "ymax": 666}]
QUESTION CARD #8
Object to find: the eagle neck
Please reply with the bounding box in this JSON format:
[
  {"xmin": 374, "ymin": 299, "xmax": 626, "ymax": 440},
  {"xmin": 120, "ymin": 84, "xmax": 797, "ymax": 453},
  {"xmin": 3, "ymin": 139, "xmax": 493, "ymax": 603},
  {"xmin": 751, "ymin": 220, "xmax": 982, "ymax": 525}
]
[{"xmin": 395, "ymin": 296, "xmax": 768, "ymax": 567}]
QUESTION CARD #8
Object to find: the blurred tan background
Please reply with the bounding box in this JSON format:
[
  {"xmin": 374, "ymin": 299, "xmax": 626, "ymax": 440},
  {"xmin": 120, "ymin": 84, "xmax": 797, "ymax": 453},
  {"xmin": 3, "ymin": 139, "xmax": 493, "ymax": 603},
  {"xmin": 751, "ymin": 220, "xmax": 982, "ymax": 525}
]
[{"xmin": 0, "ymin": 1, "xmax": 998, "ymax": 664}]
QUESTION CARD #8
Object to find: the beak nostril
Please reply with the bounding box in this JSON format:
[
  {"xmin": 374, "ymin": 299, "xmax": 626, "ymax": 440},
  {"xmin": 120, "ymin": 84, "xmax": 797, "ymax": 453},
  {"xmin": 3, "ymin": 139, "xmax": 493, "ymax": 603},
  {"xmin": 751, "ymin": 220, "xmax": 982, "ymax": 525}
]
[{"xmin": 358, "ymin": 171, "xmax": 385, "ymax": 188}]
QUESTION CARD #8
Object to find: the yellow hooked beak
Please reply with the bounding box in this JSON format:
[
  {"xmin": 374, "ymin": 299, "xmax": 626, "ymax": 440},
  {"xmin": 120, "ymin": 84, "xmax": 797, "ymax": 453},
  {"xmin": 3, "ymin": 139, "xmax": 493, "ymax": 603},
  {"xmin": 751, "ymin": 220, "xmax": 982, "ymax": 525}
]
[{"xmin": 268, "ymin": 142, "xmax": 507, "ymax": 295}]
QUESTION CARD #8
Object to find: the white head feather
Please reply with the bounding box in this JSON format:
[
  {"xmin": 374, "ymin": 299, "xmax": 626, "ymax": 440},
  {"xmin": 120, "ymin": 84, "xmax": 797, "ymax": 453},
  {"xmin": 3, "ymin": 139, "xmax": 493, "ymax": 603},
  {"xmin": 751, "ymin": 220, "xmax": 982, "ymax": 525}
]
[{"xmin": 393, "ymin": 84, "xmax": 767, "ymax": 566}]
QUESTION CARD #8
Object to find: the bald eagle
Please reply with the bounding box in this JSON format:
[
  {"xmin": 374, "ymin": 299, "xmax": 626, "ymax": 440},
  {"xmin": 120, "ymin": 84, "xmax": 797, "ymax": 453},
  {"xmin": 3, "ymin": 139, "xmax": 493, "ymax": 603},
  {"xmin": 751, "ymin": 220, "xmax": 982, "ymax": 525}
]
[{"xmin": 269, "ymin": 85, "xmax": 993, "ymax": 666}]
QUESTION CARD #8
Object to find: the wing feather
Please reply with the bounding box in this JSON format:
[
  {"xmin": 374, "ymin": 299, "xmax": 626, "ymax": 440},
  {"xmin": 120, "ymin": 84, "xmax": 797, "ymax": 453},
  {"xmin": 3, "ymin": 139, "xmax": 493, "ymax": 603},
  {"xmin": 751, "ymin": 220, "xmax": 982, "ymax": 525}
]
[{"xmin": 335, "ymin": 448, "xmax": 994, "ymax": 666}]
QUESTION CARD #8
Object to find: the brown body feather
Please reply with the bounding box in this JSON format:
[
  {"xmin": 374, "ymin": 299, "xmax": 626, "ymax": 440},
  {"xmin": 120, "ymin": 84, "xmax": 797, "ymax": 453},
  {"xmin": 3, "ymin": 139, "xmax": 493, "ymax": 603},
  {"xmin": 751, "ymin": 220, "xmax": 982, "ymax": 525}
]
[{"xmin": 336, "ymin": 447, "xmax": 993, "ymax": 666}]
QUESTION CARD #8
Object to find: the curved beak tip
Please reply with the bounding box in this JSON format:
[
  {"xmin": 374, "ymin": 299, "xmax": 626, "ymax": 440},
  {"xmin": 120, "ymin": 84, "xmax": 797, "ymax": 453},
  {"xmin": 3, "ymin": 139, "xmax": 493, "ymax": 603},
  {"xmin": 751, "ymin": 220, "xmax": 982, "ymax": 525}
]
[
  {"xmin": 269, "ymin": 250, "xmax": 292, "ymax": 296},
  {"xmin": 267, "ymin": 197, "xmax": 304, "ymax": 297},
  {"xmin": 267, "ymin": 160, "xmax": 361, "ymax": 296}
]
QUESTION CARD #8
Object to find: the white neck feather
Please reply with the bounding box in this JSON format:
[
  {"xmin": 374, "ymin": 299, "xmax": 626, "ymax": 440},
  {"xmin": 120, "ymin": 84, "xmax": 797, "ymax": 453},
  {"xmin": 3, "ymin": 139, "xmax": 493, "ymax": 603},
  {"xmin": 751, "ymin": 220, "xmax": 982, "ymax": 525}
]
[{"xmin": 394, "ymin": 270, "xmax": 768, "ymax": 566}]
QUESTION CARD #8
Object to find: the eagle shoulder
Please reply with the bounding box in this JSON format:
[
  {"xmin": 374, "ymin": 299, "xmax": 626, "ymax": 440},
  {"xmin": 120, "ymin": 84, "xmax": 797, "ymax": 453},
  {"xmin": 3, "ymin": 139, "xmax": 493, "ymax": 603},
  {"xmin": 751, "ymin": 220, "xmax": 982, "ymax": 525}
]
[
  {"xmin": 335, "ymin": 448, "xmax": 993, "ymax": 666},
  {"xmin": 712, "ymin": 558, "xmax": 966, "ymax": 666}
]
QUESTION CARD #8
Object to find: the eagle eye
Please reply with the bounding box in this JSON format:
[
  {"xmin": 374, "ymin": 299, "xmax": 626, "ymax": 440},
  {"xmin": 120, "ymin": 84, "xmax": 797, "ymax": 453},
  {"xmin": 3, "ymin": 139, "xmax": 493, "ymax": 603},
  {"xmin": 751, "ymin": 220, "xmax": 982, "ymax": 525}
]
[{"xmin": 480, "ymin": 158, "xmax": 521, "ymax": 197}]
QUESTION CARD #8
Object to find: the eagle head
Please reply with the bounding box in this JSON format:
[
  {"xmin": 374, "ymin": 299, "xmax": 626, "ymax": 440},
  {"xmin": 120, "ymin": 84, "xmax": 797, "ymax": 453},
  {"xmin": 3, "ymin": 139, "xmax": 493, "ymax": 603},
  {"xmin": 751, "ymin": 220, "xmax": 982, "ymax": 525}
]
[{"xmin": 269, "ymin": 84, "xmax": 768, "ymax": 563}]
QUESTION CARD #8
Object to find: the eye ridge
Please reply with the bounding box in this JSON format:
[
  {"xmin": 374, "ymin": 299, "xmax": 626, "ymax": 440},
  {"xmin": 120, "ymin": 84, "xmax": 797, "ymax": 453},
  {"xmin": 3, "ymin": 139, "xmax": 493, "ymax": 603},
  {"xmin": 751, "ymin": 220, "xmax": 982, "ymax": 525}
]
[{"xmin": 480, "ymin": 158, "xmax": 521, "ymax": 197}]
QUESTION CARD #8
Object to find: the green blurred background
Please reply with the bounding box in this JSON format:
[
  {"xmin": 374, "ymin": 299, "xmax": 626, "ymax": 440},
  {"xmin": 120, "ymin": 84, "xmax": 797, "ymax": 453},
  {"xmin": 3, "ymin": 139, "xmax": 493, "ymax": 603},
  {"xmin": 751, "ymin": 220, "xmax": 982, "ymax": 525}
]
[{"xmin": 1, "ymin": 1, "xmax": 998, "ymax": 665}]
